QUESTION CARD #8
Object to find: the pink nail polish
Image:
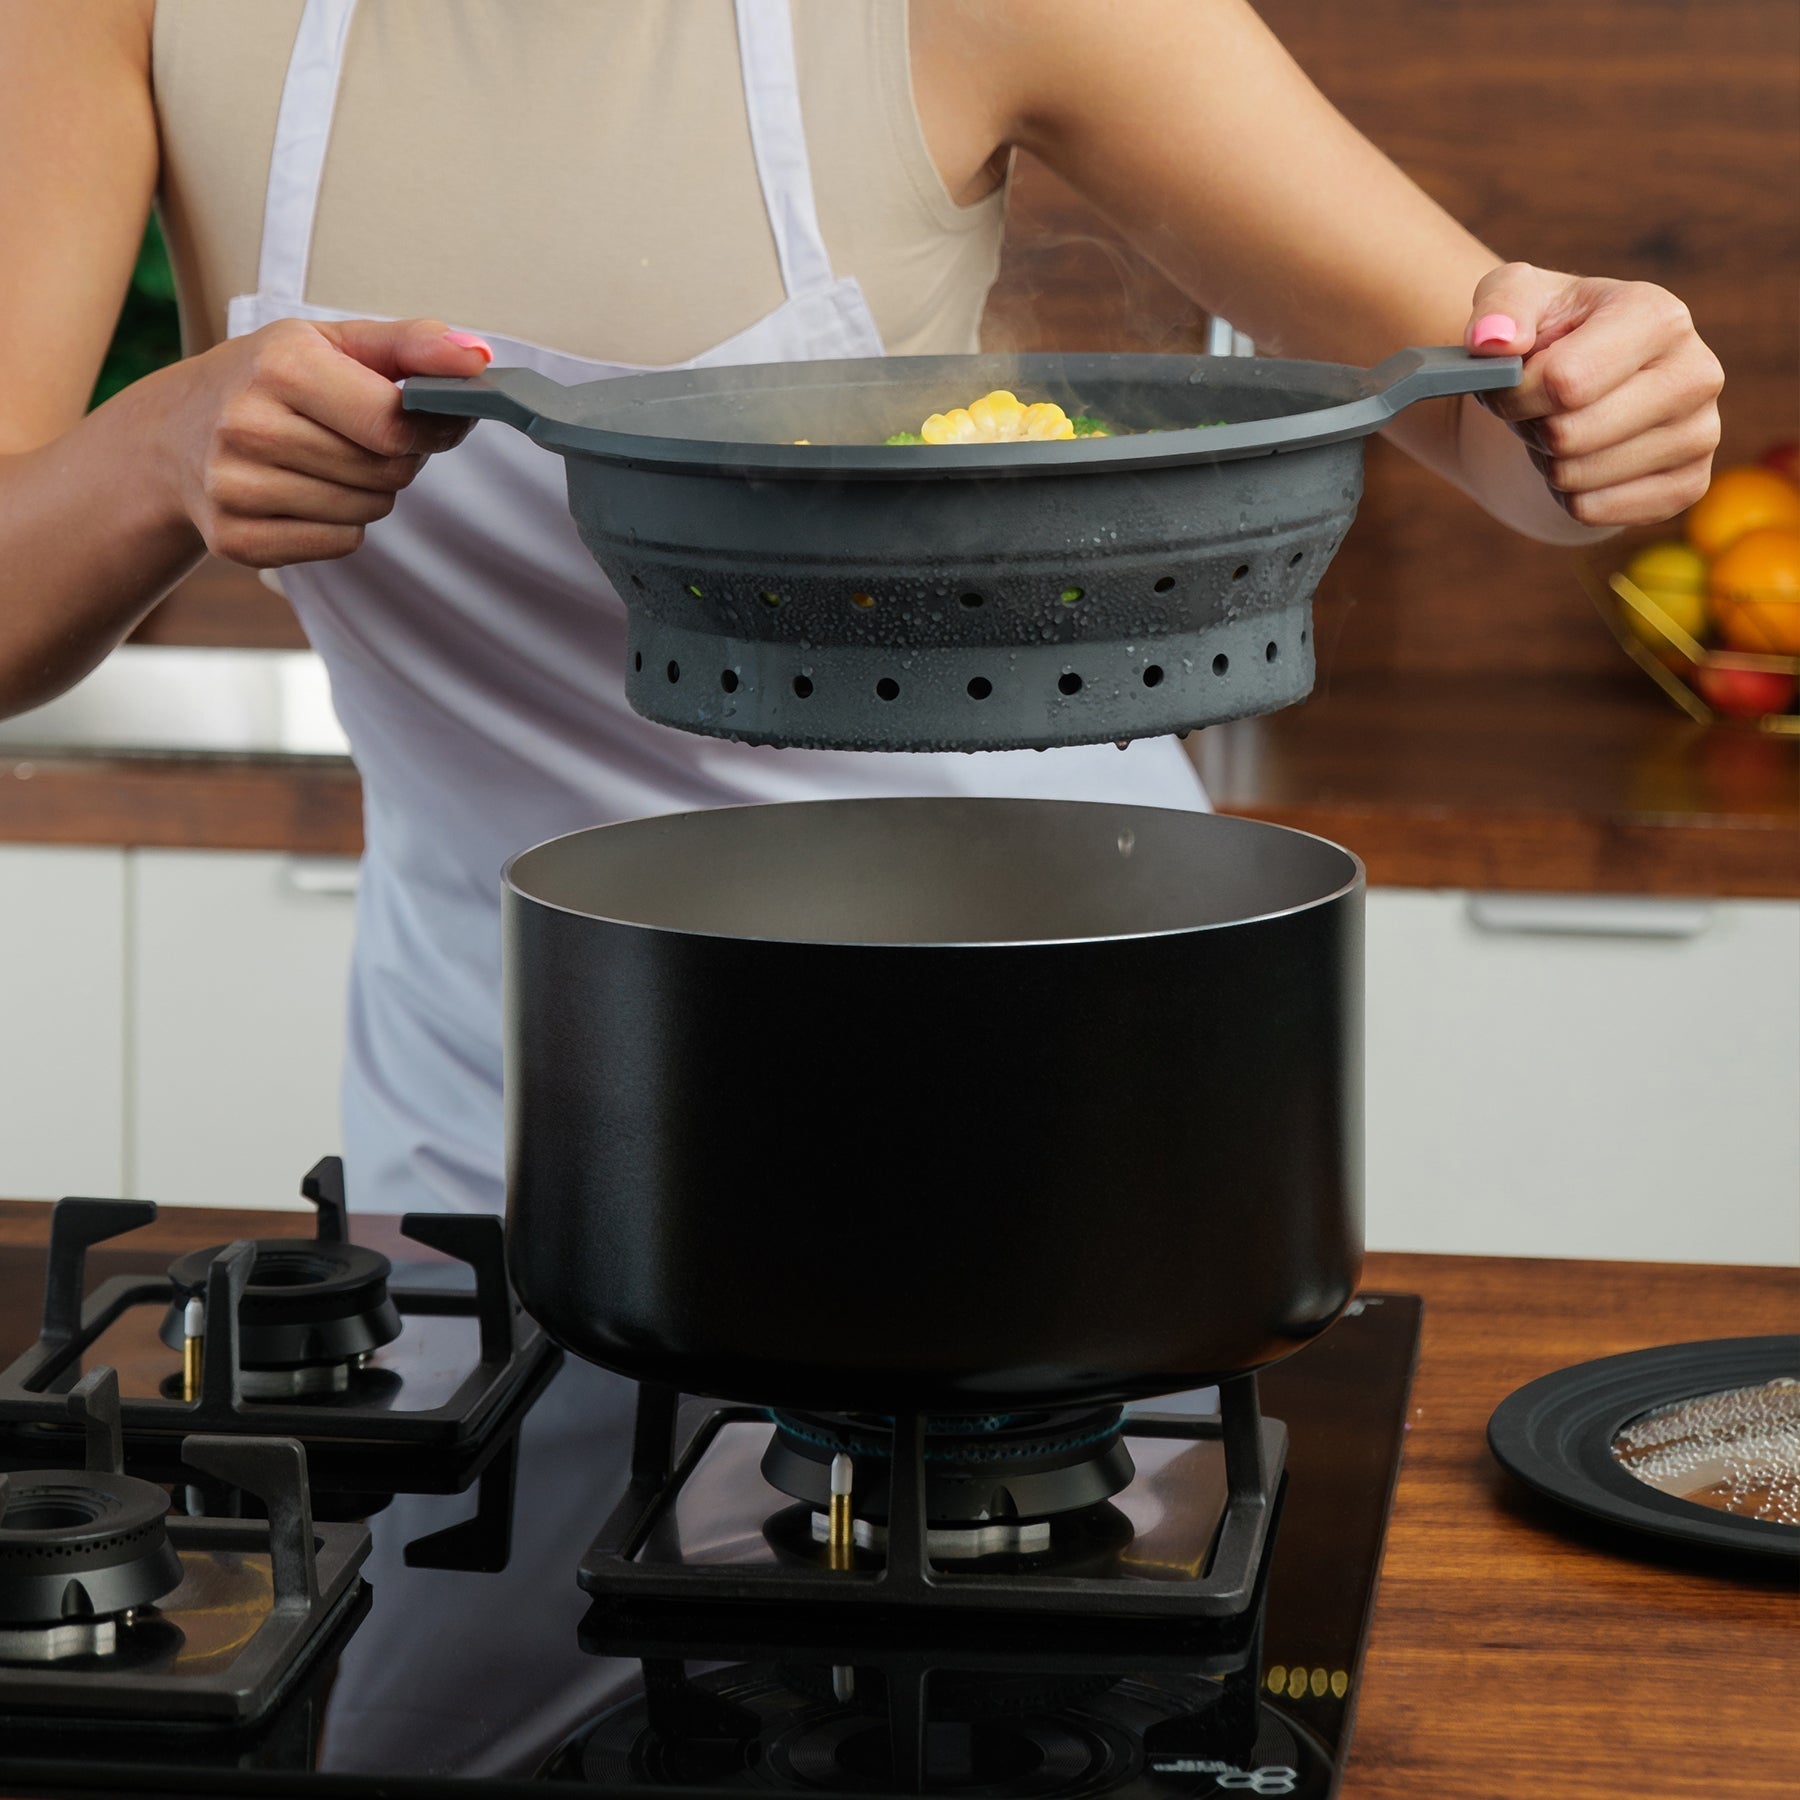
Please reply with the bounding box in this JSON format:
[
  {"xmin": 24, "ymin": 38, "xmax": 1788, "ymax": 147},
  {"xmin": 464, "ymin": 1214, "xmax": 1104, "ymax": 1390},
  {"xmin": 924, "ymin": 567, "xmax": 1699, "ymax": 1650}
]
[
  {"xmin": 1471, "ymin": 313, "xmax": 1517, "ymax": 349},
  {"xmin": 443, "ymin": 330, "xmax": 494, "ymax": 363}
]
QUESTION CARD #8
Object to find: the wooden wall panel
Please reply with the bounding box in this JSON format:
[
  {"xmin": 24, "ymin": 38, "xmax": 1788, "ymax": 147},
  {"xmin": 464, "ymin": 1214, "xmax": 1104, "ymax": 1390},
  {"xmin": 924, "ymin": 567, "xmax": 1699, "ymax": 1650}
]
[{"xmin": 984, "ymin": 0, "xmax": 1800, "ymax": 680}]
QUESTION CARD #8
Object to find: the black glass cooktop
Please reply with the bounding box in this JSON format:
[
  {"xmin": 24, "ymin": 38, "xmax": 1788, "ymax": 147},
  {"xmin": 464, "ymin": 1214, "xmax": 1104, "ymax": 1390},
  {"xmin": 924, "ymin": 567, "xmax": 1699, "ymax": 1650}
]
[{"xmin": 0, "ymin": 1227, "xmax": 1418, "ymax": 1800}]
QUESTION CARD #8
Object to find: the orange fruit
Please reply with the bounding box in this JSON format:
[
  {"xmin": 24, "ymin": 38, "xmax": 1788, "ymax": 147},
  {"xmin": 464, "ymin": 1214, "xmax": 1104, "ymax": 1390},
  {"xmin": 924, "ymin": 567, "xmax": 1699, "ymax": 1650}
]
[
  {"xmin": 1685, "ymin": 465, "xmax": 1800, "ymax": 557},
  {"xmin": 1708, "ymin": 527, "xmax": 1800, "ymax": 654}
]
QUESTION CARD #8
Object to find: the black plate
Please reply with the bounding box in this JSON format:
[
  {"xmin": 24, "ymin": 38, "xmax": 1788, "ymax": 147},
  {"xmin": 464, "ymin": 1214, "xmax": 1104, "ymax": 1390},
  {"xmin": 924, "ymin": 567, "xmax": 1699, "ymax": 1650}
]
[{"xmin": 1488, "ymin": 1336, "xmax": 1799, "ymax": 1563}]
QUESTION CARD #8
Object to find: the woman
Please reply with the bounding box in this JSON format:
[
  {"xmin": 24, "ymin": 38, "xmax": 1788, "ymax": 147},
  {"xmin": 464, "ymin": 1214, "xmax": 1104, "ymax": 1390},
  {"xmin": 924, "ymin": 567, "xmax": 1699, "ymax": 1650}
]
[{"xmin": 0, "ymin": 1, "xmax": 1722, "ymax": 1216}]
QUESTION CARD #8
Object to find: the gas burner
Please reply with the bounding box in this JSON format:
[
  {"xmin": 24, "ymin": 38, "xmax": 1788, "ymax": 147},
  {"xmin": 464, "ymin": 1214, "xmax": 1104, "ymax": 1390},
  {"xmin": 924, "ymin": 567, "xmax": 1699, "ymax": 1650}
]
[
  {"xmin": 582, "ymin": 1382, "xmax": 1285, "ymax": 1622},
  {"xmin": 0, "ymin": 1157, "xmax": 559, "ymax": 1465},
  {"xmin": 767, "ymin": 1406, "xmax": 1135, "ymax": 1564},
  {"xmin": 159, "ymin": 1212, "xmax": 401, "ymax": 1400},
  {"xmin": 814, "ymin": 1515, "xmax": 1056, "ymax": 1562},
  {"xmin": 0, "ymin": 1365, "xmax": 369, "ymax": 1726},
  {"xmin": 0, "ymin": 1373, "xmax": 181, "ymax": 1667},
  {"xmin": 767, "ymin": 1408, "xmax": 1136, "ymax": 1556},
  {"xmin": 0, "ymin": 1472, "xmax": 180, "ymax": 1664}
]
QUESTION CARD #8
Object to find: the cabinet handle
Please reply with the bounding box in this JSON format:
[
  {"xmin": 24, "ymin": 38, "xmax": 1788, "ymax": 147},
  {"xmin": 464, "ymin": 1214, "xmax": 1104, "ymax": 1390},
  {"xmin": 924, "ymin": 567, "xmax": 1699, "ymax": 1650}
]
[
  {"xmin": 1465, "ymin": 893, "xmax": 1713, "ymax": 939},
  {"xmin": 282, "ymin": 858, "xmax": 360, "ymax": 898}
]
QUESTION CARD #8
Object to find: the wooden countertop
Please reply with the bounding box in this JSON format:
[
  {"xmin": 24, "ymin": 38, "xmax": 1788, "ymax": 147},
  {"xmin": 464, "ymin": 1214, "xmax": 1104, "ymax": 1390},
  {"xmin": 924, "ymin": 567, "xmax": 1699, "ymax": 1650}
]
[
  {"xmin": 1198, "ymin": 669, "xmax": 1800, "ymax": 898},
  {"xmin": 0, "ymin": 1198, "xmax": 1792, "ymax": 1796},
  {"xmin": 3, "ymin": 668, "xmax": 1795, "ymax": 893},
  {"xmin": 0, "ymin": 752, "xmax": 362, "ymax": 857}
]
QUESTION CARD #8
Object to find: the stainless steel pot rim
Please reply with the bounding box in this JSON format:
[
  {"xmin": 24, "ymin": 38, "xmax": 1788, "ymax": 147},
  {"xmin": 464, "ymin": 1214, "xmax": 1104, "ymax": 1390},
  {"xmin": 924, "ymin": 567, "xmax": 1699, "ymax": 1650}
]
[{"xmin": 501, "ymin": 797, "xmax": 1365, "ymax": 950}]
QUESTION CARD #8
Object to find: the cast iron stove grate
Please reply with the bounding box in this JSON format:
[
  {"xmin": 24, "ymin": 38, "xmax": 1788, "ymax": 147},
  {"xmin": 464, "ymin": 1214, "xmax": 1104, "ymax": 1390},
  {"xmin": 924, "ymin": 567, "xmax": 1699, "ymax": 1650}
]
[
  {"xmin": 0, "ymin": 1157, "xmax": 559, "ymax": 1469},
  {"xmin": 0, "ymin": 1365, "xmax": 367, "ymax": 1727},
  {"xmin": 581, "ymin": 1375, "xmax": 1285, "ymax": 1622}
]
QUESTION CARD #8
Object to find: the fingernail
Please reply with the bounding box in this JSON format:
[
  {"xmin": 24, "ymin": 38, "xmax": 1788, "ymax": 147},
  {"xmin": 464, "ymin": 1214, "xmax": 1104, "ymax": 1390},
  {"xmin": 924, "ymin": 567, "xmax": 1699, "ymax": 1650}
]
[
  {"xmin": 442, "ymin": 330, "xmax": 494, "ymax": 363},
  {"xmin": 1471, "ymin": 313, "xmax": 1517, "ymax": 349}
]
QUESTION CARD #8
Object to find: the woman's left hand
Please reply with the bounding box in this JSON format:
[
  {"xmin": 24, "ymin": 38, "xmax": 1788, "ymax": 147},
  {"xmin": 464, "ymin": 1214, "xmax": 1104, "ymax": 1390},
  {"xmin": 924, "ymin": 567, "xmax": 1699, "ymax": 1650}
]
[{"xmin": 1463, "ymin": 263, "xmax": 1723, "ymax": 528}]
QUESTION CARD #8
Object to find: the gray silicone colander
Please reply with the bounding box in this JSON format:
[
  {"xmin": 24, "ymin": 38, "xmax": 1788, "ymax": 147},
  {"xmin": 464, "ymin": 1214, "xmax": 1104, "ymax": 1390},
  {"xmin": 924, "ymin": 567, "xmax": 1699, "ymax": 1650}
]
[{"xmin": 403, "ymin": 346, "xmax": 1519, "ymax": 752}]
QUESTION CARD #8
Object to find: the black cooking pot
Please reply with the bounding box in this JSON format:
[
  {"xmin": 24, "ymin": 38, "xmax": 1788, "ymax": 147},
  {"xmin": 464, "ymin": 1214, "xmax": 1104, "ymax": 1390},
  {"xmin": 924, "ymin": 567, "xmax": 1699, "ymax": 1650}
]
[{"xmin": 503, "ymin": 798, "xmax": 1362, "ymax": 1412}]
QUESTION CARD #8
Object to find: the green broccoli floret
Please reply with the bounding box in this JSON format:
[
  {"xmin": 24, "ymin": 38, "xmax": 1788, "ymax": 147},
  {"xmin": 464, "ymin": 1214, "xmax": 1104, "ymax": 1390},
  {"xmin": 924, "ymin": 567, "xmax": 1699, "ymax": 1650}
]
[{"xmin": 882, "ymin": 430, "xmax": 927, "ymax": 445}]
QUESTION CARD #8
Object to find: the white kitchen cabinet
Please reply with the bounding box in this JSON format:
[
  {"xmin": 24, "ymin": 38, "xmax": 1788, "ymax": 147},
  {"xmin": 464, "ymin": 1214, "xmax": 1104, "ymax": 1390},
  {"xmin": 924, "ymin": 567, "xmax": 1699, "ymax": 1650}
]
[
  {"xmin": 0, "ymin": 846, "xmax": 127, "ymax": 1199},
  {"xmin": 129, "ymin": 850, "xmax": 357, "ymax": 1210},
  {"xmin": 1363, "ymin": 889, "xmax": 1800, "ymax": 1265}
]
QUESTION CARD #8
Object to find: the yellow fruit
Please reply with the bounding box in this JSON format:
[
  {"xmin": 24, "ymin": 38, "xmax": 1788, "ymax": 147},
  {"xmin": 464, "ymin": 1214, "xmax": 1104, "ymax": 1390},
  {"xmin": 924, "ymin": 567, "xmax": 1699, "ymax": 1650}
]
[
  {"xmin": 1708, "ymin": 526, "xmax": 1800, "ymax": 654},
  {"xmin": 1684, "ymin": 465, "xmax": 1800, "ymax": 558},
  {"xmin": 1620, "ymin": 541, "xmax": 1710, "ymax": 645}
]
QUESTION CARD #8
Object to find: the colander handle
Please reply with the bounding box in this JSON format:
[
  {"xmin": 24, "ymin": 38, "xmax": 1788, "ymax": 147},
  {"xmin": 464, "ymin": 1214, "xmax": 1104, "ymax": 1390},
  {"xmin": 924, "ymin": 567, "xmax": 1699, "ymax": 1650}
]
[
  {"xmin": 401, "ymin": 368, "xmax": 569, "ymax": 432},
  {"xmin": 1359, "ymin": 346, "xmax": 1523, "ymax": 414}
]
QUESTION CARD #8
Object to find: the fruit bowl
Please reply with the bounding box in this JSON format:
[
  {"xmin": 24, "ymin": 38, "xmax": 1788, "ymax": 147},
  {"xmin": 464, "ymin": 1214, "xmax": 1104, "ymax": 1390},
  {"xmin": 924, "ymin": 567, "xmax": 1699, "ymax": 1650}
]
[{"xmin": 1578, "ymin": 454, "xmax": 1800, "ymax": 735}]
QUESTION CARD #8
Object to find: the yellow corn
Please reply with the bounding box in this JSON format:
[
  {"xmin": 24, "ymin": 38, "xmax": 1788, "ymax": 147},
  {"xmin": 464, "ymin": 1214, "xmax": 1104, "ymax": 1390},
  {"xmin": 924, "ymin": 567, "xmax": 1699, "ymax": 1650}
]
[{"xmin": 920, "ymin": 390, "xmax": 1075, "ymax": 445}]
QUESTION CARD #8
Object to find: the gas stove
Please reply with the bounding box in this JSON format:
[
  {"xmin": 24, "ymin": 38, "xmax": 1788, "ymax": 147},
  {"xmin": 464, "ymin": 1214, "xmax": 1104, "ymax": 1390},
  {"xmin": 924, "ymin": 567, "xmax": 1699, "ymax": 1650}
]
[
  {"xmin": 0, "ymin": 1170, "xmax": 1419, "ymax": 1798},
  {"xmin": 0, "ymin": 1158, "xmax": 558, "ymax": 1473}
]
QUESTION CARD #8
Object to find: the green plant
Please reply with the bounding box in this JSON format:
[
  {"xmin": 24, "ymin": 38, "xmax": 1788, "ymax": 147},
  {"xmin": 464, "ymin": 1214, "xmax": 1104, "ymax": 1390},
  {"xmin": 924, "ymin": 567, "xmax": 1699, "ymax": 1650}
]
[{"xmin": 89, "ymin": 214, "xmax": 182, "ymax": 410}]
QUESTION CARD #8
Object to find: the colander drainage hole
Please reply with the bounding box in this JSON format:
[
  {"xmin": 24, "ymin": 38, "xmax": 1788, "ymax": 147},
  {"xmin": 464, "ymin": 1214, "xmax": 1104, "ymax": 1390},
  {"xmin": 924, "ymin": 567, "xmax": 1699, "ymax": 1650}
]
[
  {"xmin": 959, "ymin": 592, "xmax": 984, "ymax": 609},
  {"xmin": 1153, "ymin": 575, "xmax": 1176, "ymax": 594},
  {"xmin": 793, "ymin": 675, "xmax": 814, "ymax": 699},
  {"xmin": 967, "ymin": 676, "xmax": 992, "ymax": 700},
  {"xmin": 633, "ymin": 652, "xmax": 642, "ymax": 672},
  {"xmin": 720, "ymin": 669, "xmax": 740, "ymax": 693},
  {"xmin": 1142, "ymin": 665, "xmax": 1164, "ymax": 688},
  {"xmin": 1289, "ymin": 551, "xmax": 1304, "ymax": 567},
  {"xmin": 851, "ymin": 592, "xmax": 875, "ymax": 610},
  {"xmin": 1058, "ymin": 672, "xmax": 1083, "ymax": 696},
  {"xmin": 1213, "ymin": 653, "xmax": 1230, "ymax": 676},
  {"xmin": 1231, "ymin": 564, "xmax": 1249, "ymax": 581},
  {"xmin": 876, "ymin": 677, "xmax": 900, "ymax": 701},
  {"xmin": 1301, "ymin": 627, "xmax": 1309, "ymax": 644},
  {"xmin": 1265, "ymin": 641, "xmax": 1279, "ymax": 663},
  {"xmin": 667, "ymin": 661, "xmax": 681, "ymax": 684}
]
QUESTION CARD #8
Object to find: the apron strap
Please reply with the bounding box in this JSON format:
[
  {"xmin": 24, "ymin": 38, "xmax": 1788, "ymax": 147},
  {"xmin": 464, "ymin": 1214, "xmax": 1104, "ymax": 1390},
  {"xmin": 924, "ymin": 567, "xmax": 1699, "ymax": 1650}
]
[
  {"xmin": 254, "ymin": 0, "xmax": 359, "ymax": 303},
  {"xmin": 734, "ymin": 0, "xmax": 840, "ymax": 300}
]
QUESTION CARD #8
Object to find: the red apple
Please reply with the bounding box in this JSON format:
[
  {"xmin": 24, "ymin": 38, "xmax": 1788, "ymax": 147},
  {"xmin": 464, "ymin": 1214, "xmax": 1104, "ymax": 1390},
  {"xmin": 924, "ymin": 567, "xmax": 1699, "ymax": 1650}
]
[
  {"xmin": 1762, "ymin": 440, "xmax": 1800, "ymax": 488},
  {"xmin": 1693, "ymin": 664, "xmax": 1797, "ymax": 719}
]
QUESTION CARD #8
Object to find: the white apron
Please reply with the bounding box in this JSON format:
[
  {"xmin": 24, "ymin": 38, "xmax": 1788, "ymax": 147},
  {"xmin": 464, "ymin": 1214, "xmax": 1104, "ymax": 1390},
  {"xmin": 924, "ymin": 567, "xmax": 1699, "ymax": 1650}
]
[{"xmin": 230, "ymin": 0, "xmax": 1208, "ymax": 1217}]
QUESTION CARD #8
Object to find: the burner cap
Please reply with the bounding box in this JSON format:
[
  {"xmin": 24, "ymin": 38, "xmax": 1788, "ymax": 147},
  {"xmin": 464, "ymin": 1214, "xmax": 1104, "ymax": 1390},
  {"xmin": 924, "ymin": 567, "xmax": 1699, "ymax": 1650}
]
[
  {"xmin": 0, "ymin": 1469, "xmax": 182, "ymax": 1629},
  {"xmin": 159, "ymin": 1238, "xmax": 402, "ymax": 1370},
  {"xmin": 764, "ymin": 1407, "xmax": 1136, "ymax": 1526}
]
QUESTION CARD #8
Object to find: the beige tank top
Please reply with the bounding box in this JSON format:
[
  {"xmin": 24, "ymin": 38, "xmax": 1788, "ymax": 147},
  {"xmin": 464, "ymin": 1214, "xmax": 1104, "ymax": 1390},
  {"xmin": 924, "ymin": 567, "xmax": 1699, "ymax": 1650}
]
[{"xmin": 151, "ymin": 0, "xmax": 1006, "ymax": 366}]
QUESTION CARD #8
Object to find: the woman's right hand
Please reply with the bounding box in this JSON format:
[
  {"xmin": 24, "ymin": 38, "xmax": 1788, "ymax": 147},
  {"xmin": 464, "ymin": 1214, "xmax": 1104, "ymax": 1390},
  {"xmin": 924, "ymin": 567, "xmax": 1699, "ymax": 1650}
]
[
  {"xmin": 146, "ymin": 316, "xmax": 494, "ymax": 569},
  {"xmin": 0, "ymin": 7, "xmax": 509, "ymax": 714}
]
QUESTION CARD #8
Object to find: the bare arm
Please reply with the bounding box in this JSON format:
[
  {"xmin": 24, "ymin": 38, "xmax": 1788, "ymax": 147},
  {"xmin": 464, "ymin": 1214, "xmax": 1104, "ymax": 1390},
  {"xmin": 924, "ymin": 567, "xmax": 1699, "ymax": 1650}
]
[
  {"xmin": 0, "ymin": 0, "xmax": 487, "ymax": 720},
  {"xmin": 0, "ymin": 0, "xmax": 196, "ymax": 714},
  {"xmin": 913, "ymin": 0, "xmax": 1721, "ymax": 541}
]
